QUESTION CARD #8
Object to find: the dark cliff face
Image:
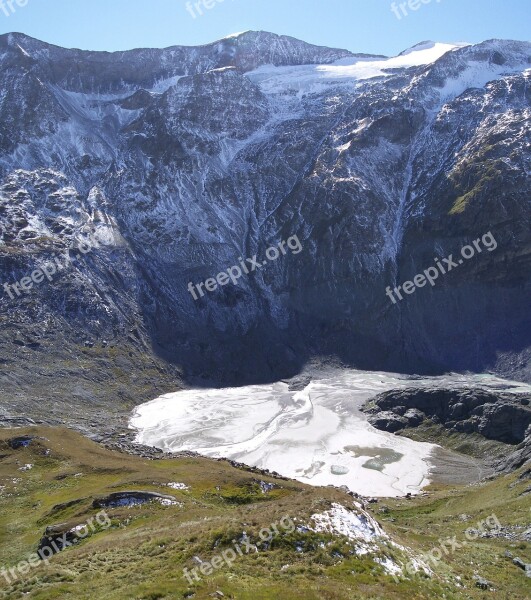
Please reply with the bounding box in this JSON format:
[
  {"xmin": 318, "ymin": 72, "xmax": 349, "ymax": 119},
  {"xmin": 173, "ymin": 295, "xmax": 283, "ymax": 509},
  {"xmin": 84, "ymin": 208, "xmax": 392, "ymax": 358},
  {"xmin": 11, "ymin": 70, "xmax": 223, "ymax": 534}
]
[
  {"xmin": 362, "ymin": 387, "xmax": 531, "ymax": 471},
  {"xmin": 364, "ymin": 387, "xmax": 531, "ymax": 444},
  {"xmin": 0, "ymin": 32, "xmax": 529, "ymax": 399}
]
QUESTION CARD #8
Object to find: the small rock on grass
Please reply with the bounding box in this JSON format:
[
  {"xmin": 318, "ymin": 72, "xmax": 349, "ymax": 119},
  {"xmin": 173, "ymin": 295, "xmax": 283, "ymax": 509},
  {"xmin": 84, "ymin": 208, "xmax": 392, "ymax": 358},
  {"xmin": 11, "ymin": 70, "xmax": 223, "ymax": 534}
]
[{"xmin": 474, "ymin": 576, "xmax": 491, "ymax": 590}]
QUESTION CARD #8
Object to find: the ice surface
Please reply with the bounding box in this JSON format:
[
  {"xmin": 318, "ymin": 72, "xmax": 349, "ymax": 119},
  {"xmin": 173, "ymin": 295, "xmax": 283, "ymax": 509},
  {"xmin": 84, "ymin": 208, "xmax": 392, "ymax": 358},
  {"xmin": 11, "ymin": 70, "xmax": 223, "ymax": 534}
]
[{"xmin": 130, "ymin": 369, "xmax": 530, "ymax": 497}]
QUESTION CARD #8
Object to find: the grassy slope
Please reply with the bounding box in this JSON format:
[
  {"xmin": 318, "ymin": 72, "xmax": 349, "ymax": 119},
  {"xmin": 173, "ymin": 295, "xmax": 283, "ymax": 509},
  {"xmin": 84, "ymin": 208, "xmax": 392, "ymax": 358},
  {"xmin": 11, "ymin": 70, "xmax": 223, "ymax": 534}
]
[{"xmin": 0, "ymin": 427, "xmax": 529, "ymax": 600}]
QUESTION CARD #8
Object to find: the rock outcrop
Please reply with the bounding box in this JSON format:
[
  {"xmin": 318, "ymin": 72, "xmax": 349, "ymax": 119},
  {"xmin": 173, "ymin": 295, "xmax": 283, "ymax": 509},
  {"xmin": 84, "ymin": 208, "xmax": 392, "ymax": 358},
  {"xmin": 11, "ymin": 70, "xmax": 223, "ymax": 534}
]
[{"xmin": 363, "ymin": 387, "xmax": 531, "ymax": 471}]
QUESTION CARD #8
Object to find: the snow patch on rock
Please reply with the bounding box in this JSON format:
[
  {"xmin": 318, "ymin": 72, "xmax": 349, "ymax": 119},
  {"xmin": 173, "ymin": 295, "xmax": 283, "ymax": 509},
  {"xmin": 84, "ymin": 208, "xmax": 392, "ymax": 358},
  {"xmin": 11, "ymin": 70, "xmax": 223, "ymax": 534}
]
[{"xmin": 309, "ymin": 502, "xmax": 386, "ymax": 543}]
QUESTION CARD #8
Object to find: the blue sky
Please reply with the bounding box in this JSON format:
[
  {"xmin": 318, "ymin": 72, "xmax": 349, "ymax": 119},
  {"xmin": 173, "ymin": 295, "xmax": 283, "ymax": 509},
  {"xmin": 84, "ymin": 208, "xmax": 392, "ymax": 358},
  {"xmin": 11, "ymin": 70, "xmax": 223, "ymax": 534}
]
[{"xmin": 0, "ymin": 0, "xmax": 528, "ymax": 56}]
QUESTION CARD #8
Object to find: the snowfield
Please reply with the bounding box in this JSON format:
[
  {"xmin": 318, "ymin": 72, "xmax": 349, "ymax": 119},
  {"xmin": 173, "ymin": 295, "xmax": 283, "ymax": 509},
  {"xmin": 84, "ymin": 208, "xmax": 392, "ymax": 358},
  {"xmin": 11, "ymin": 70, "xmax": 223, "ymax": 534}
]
[{"xmin": 246, "ymin": 42, "xmax": 466, "ymax": 96}]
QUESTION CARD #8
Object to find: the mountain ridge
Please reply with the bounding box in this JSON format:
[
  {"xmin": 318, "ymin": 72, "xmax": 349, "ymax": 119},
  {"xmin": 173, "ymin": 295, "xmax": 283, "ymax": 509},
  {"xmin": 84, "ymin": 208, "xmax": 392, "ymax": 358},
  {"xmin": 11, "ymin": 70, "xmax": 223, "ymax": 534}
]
[{"xmin": 0, "ymin": 33, "xmax": 529, "ymax": 426}]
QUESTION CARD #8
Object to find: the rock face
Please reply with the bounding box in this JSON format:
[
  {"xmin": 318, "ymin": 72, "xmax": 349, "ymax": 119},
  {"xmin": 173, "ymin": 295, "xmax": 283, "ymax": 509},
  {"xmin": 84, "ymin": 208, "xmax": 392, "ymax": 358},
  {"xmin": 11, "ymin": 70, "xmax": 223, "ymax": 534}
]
[
  {"xmin": 364, "ymin": 387, "xmax": 531, "ymax": 441},
  {"xmin": 0, "ymin": 31, "xmax": 530, "ymax": 413},
  {"xmin": 363, "ymin": 387, "xmax": 531, "ymax": 470}
]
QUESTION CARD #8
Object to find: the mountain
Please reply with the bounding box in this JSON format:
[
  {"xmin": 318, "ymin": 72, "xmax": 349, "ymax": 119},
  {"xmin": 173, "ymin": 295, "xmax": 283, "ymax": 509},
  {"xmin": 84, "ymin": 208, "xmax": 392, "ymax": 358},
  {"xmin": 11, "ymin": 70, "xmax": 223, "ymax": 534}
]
[{"xmin": 0, "ymin": 32, "xmax": 530, "ymax": 424}]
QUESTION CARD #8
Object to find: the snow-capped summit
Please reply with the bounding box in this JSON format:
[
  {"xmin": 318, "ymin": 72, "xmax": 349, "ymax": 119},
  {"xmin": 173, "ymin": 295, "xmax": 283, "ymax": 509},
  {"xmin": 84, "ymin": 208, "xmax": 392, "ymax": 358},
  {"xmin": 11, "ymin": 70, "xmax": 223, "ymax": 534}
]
[
  {"xmin": 398, "ymin": 40, "xmax": 469, "ymax": 57},
  {"xmin": 220, "ymin": 31, "xmax": 251, "ymax": 40},
  {"xmin": 392, "ymin": 41, "xmax": 467, "ymax": 65}
]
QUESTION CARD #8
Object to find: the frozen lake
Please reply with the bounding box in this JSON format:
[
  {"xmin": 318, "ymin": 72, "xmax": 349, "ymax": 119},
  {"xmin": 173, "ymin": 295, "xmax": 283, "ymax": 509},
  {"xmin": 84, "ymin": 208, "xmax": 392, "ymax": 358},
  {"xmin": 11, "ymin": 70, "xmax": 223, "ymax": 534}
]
[{"xmin": 130, "ymin": 369, "xmax": 530, "ymax": 497}]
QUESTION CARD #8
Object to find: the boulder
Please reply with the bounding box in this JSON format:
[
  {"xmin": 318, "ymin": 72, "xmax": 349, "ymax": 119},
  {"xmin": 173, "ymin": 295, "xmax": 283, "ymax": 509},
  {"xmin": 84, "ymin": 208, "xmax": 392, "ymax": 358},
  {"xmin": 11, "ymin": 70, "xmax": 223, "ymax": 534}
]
[
  {"xmin": 367, "ymin": 411, "xmax": 408, "ymax": 433},
  {"xmin": 474, "ymin": 576, "xmax": 491, "ymax": 590},
  {"xmin": 92, "ymin": 491, "xmax": 176, "ymax": 508}
]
